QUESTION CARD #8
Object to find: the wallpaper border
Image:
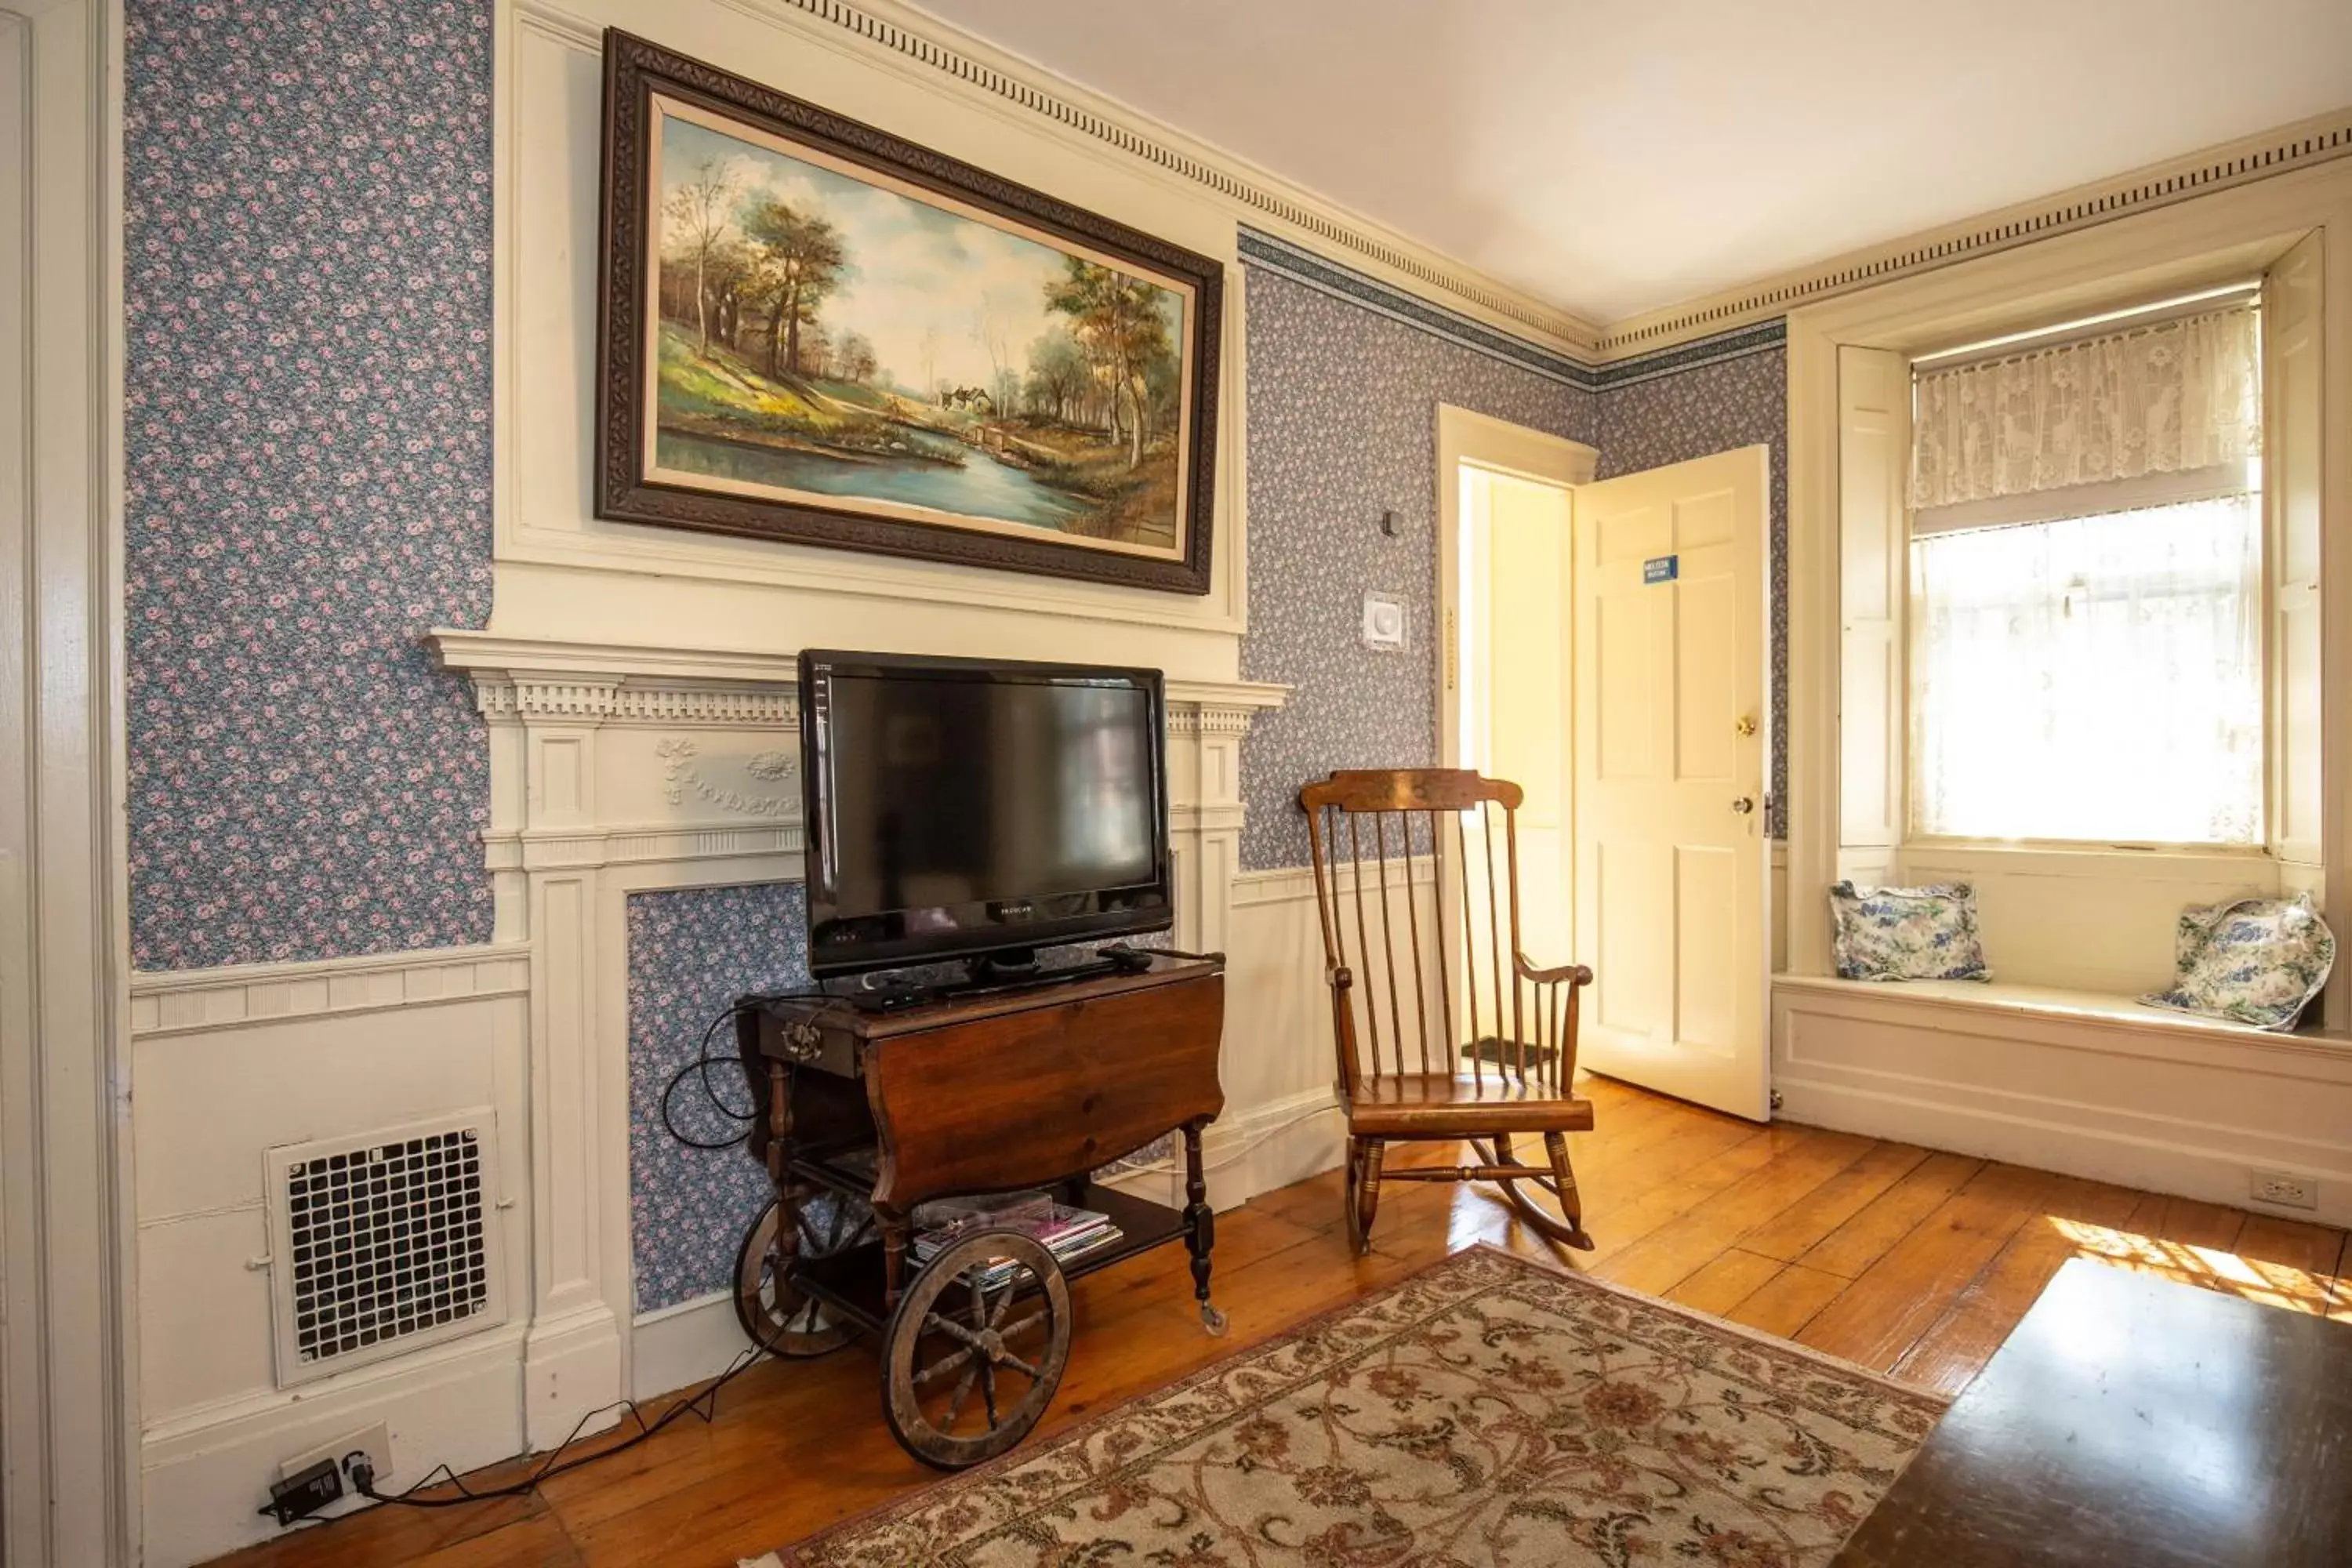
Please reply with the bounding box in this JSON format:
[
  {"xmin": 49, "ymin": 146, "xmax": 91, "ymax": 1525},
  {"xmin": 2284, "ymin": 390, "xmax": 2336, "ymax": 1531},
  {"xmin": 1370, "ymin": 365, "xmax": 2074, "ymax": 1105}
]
[
  {"xmin": 1238, "ymin": 227, "xmax": 1599, "ymax": 390},
  {"xmin": 1238, "ymin": 226, "xmax": 1787, "ymax": 394}
]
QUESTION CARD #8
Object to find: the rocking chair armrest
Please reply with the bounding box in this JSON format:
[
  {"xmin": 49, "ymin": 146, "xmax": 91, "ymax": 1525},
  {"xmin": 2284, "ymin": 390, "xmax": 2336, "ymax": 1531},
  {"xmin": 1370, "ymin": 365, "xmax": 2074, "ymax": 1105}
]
[{"xmin": 1515, "ymin": 954, "xmax": 1592, "ymax": 987}]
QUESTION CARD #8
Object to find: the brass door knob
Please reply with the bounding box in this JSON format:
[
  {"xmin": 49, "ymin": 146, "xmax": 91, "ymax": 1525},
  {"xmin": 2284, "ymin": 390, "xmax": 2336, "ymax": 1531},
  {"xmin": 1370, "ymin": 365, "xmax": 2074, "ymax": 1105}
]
[
  {"xmin": 1731, "ymin": 797, "xmax": 1755, "ymax": 815},
  {"xmin": 1734, "ymin": 715, "xmax": 1758, "ymax": 737}
]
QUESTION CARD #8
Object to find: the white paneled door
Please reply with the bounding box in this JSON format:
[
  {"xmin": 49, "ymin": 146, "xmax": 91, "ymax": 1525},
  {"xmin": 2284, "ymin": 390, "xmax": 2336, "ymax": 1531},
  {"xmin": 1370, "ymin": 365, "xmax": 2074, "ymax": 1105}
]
[{"xmin": 1572, "ymin": 448, "xmax": 1771, "ymax": 1119}]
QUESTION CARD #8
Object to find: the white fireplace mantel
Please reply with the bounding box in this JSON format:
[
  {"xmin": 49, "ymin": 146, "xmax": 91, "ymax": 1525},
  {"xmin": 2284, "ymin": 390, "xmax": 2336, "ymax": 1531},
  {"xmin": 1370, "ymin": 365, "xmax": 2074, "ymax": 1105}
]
[{"xmin": 424, "ymin": 627, "xmax": 1284, "ymax": 1446}]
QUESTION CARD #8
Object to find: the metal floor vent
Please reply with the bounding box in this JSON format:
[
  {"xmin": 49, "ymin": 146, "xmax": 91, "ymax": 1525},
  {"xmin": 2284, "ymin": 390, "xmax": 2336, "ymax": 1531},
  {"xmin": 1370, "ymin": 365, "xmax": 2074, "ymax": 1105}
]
[{"xmin": 264, "ymin": 1111, "xmax": 508, "ymax": 1386}]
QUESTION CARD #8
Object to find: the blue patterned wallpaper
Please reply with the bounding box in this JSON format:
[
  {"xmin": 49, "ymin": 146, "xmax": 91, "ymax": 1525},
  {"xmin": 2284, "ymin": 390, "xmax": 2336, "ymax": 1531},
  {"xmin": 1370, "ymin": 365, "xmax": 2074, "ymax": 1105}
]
[
  {"xmin": 1237, "ymin": 267, "xmax": 1594, "ymax": 870},
  {"xmin": 628, "ymin": 881, "xmax": 811, "ymax": 1313},
  {"xmin": 1595, "ymin": 343, "xmax": 1791, "ymax": 837},
  {"xmin": 123, "ymin": 0, "xmax": 496, "ymax": 970}
]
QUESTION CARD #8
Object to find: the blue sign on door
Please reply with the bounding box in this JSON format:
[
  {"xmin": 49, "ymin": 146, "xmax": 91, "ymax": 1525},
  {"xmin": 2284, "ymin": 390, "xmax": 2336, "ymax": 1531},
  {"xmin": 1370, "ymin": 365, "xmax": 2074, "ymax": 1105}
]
[{"xmin": 1643, "ymin": 554, "xmax": 1679, "ymax": 585}]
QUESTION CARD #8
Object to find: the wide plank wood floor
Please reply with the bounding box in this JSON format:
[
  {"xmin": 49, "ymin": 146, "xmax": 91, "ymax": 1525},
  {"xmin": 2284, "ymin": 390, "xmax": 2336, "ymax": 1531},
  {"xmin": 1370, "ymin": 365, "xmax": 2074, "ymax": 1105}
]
[{"xmin": 213, "ymin": 1076, "xmax": 2349, "ymax": 1568}]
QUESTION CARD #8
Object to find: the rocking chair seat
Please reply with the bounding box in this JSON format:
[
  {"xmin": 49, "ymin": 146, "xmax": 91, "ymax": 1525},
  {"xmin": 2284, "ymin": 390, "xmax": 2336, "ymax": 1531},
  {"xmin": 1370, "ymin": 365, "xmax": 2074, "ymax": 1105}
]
[{"xmin": 1345, "ymin": 1071, "xmax": 1596, "ymax": 1136}]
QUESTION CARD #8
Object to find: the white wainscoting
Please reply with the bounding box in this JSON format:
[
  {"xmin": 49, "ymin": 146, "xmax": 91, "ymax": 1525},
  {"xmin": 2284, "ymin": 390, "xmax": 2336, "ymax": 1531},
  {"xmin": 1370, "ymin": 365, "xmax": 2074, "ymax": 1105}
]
[
  {"xmin": 130, "ymin": 949, "xmax": 533, "ymax": 1568},
  {"xmin": 1773, "ymin": 975, "xmax": 2352, "ymax": 1227}
]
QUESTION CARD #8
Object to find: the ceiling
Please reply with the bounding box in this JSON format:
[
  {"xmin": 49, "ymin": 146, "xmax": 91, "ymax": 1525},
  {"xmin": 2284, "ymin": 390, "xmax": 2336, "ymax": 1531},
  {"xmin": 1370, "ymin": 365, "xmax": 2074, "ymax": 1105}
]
[{"xmin": 905, "ymin": 0, "xmax": 2352, "ymax": 326}]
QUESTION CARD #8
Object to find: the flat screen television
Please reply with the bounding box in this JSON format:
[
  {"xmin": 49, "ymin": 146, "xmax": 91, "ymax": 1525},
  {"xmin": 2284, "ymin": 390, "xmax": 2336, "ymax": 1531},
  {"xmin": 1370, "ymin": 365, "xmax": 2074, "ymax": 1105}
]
[{"xmin": 798, "ymin": 650, "xmax": 1172, "ymax": 980}]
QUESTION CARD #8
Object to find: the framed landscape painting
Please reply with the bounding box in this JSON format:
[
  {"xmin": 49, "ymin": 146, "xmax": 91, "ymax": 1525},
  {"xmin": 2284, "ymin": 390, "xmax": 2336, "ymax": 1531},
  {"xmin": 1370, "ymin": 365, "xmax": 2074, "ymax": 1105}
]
[{"xmin": 597, "ymin": 31, "xmax": 1221, "ymax": 594}]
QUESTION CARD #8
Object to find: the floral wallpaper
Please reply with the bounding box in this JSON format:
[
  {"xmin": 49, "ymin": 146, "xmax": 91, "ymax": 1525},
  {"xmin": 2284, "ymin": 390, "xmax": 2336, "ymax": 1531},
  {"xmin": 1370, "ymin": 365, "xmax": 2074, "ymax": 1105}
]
[
  {"xmin": 628, "ymin": 881, "xmax": 812, "ymax": 1313},
  {"xmin": 1237, "ymin": 266, "xmax": 1594, "ymax": 871},
  {"xmin": 1595, "ymin": 341, "xmax": 1791, "ymax": 838},
  {"xmin": 123, "ymin": 0, "xmax": 496, "ymax": 970}
]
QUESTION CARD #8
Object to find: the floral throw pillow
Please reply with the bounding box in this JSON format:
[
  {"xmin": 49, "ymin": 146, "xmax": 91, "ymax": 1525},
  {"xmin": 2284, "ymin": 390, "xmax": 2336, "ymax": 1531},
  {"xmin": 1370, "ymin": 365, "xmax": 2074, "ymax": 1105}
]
[
  {"xmin": 1829, "ymin": 881, "xmax": 1991, "ymax": 982},
  {"xmin": 2140, "ymin": 895, "xmax": 2336, "ymax": 1032}
]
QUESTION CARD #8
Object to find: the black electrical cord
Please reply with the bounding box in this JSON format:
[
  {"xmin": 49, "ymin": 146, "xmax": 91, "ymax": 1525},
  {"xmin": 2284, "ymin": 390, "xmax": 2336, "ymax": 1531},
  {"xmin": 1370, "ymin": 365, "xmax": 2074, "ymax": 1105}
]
[
  {"xmin": 656, "ymin": 998, "xmax": 764, "ymax": 1150},
  {"xmin": 258, "ymin": 1293, "xmax": 802, "ymax": 1523},
  {"xmin": 656, "ymin": 989, "xmax": 845, "ymax": 1151},
  {"xmin": 344, "ymin": 1308, "xmax": 798, "ymax": 1510}
]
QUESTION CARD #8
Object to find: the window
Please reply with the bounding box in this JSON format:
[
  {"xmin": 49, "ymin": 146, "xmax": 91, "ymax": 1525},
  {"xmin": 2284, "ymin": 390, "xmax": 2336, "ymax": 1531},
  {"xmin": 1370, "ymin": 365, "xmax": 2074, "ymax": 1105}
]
[{"xmin": 1907, "ymin": 299, "xmax": 2264, "ymax": 846}]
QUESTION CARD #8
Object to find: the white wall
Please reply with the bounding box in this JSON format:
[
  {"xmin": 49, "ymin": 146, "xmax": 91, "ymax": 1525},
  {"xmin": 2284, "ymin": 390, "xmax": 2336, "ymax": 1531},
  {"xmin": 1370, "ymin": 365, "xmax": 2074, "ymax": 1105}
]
[{"xmin": 1894, "ymin": 846, "xmax": 2278, "ymax": 997}]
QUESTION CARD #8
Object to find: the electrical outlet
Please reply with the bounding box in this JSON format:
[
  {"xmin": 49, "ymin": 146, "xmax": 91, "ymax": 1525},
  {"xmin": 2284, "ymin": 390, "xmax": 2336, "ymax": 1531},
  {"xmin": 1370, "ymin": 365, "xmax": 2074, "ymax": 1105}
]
[
  {"xmin": 2249, "ymin": 1171, "xmax": 2318, "ymax": 1210},
  {"xmin": 280, "ymin": 1421, "xmax": 392, "ymax": 1495}
]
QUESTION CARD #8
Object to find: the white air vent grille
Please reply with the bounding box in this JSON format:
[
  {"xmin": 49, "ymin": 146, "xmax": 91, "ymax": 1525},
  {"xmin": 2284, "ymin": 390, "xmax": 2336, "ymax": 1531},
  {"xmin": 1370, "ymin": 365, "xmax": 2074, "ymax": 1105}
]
[{"xmin": 264, "ymin": 1111, "xmax": 508, "ymax": 1385}]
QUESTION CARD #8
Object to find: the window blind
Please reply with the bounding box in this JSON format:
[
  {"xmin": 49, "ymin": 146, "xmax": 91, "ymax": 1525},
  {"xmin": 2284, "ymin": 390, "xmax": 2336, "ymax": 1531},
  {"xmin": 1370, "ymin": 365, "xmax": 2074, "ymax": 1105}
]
[{"xmin": 1911, "ymin": 303, "xmax": 2260, "ymax": 535}]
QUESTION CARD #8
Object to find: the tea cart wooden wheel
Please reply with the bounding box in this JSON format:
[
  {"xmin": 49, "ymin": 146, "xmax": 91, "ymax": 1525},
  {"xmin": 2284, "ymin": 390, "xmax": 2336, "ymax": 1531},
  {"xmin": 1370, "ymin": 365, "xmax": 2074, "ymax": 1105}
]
[
  {"xmin": 733, "ymin": 1181, "xmax": 864, "ymax": 1358},
  {"xmin": 882, "ymin": 1229, "xmax": 1072, "ymax": 1469}
]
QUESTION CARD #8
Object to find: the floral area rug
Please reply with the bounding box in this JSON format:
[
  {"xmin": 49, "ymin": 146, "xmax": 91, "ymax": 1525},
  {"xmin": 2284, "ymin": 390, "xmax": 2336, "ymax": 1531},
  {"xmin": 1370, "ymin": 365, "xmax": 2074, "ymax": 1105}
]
[{"xmin": 768, "ymin": 1244, "xmax": 1946, "ymax": 1567}]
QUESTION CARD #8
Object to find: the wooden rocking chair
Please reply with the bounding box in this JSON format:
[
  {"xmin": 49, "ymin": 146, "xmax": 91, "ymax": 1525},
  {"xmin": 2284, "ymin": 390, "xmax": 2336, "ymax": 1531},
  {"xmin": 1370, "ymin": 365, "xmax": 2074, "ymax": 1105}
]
[{"xmin": 1301, "ymin": 768, "xmax": 1595, "ymax": 1253}]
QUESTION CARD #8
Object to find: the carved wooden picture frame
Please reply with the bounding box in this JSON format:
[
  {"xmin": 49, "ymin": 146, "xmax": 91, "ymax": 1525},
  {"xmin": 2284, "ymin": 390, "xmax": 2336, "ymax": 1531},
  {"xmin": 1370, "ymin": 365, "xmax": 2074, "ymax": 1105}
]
[{"xmin": 597, "ymin": 30, "xmax": 1221, "ymax": 595}]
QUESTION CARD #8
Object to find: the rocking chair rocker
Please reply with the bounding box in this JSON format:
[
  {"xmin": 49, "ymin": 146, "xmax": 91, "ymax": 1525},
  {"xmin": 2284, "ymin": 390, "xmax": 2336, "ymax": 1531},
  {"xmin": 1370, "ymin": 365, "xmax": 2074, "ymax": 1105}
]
[{"xmin": 1301, "ymin": 768, "xmax": 1596, "ymax": 1253}]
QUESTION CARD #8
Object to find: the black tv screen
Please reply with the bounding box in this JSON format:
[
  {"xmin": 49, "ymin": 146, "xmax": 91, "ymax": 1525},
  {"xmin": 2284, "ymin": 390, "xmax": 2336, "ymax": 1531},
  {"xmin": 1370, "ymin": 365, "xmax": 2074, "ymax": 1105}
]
[{"xmin": 799, "ymin": 651, "xmax": 1171, "ymax": 977}]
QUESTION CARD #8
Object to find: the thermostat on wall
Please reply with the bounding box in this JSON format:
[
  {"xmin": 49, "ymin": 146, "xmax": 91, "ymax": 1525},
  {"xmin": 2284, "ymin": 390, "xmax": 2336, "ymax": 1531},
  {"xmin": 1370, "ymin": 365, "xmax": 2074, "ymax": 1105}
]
[{"xmin": 1362, "ymin": 593, "xmax": 1406, "ymax": 652}]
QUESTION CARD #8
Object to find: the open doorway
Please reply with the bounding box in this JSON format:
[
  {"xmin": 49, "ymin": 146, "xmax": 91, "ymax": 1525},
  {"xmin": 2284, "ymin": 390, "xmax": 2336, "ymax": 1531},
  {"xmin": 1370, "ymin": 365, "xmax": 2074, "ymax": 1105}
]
[
  {"xmin": 1450, "ymin": 461, "xmax": 1577, "ymax": 964},
  {"xmin": 1435, "ymin": 408, "xmax": 1595, "ymax": 1023}
]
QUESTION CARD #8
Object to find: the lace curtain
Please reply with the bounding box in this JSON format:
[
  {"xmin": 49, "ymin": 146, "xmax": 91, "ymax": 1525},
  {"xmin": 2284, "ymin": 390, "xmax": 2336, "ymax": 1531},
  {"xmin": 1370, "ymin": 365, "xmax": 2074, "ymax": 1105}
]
[
  {"xmin": 1910, "ymin": 494, "xmax": 2263, "ymax": 844},
  {"xmin": 1912, "ymin": 305, "xmax": 2260, "ymax": 519}
]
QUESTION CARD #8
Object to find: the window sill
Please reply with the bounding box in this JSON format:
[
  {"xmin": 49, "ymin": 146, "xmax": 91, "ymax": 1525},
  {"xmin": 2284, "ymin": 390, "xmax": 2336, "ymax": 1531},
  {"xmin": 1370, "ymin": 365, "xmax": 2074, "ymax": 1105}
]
[
  {"xmin": 1897, "ymin": 840, "xmax": 2278, "ymax": 883},
  {"xmin": 1774, "ymin": 973, "xmax": 2350, "ymax": 1054}
]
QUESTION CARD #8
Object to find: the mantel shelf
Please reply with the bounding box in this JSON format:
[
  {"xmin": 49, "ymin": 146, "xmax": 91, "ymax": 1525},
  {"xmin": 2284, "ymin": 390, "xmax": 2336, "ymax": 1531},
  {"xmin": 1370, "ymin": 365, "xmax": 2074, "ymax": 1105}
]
[{"xmin": 426, "ymin": 628, "xmax": 1290, "ymax": 715}]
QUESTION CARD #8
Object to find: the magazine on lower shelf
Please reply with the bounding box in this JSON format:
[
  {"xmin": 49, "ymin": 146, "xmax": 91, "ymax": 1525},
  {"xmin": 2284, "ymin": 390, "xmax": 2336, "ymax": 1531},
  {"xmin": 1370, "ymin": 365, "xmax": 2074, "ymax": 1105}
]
[{"xmin": 910, "ymin": 1191, "xmax": 1124, "ymax": 1287}]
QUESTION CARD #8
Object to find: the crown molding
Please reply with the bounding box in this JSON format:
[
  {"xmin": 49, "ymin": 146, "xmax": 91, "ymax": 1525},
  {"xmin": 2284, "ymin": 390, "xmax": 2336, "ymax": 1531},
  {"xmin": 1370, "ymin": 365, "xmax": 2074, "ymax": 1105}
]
[
  {"xmin": 737, "ymin": 5, "xmax": 2352, "ymax": 373},
  {"xmin": 711, "ymin": 0, "xmax": 1600, "ymax": 354},
  {"xmin": 1593, "ymin": 106, "xmax": 2352, "ymax": 359}
]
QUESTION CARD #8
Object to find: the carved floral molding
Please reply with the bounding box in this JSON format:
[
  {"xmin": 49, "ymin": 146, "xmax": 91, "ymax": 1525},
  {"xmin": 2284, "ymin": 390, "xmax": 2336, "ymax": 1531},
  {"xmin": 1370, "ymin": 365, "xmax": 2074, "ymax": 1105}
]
[{"xmin": 654, "ymin": 738, "xmax": 799, "ymax": 818}]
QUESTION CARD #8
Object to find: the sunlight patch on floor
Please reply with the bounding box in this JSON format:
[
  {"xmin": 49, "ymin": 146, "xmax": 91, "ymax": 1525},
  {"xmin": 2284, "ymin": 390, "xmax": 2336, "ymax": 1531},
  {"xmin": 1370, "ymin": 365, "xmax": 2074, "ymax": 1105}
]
[{"xmin": 2045, "ymin": 1217, "xmax": 2340, "ymax": 1316}]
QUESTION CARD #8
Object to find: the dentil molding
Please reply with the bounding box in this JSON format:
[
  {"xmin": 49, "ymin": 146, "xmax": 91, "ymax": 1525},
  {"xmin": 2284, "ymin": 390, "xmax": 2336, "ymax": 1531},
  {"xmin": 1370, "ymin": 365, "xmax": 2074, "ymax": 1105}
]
[{"xmin": 429, "ymin": 630, "xmax": 1287, "ymax": 730}]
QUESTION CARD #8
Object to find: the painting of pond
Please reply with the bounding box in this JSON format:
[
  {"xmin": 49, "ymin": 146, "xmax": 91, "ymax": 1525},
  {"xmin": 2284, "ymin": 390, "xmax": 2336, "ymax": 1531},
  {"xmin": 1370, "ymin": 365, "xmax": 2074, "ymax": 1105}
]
[{"xmin": 641, "ymin": 93, "xmax": 1196, "ymax": 559}]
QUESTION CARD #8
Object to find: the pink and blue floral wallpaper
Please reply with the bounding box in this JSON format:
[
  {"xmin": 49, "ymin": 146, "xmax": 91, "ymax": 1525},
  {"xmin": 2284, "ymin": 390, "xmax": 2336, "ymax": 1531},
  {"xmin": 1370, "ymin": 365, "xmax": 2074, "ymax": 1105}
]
[
  {"xmin": 1236, "ymin": 254, "xmax": 1595, "ymax": 871},
  {"xmin": 628, "ymin": 882, "xmax": 811, "ymax": 1313},
  {"xmin": 124, "ymin": 0, "xmax": 496, "ymax": 970}
]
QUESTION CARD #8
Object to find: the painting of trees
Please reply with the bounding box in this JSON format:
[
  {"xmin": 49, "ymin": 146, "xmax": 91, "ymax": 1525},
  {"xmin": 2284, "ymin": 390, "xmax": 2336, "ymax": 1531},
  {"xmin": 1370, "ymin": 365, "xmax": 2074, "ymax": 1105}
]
[
  {"xmin": 663, "ymin": 158, "xmax": 736, "ymax": 354},
  {"xmin": 739, "ymin": 198, "xmax": 848, "ymax": 379},
  {"xmin": 1043, "ymin": 258, "xmax": 1174, "ymax": 469}
]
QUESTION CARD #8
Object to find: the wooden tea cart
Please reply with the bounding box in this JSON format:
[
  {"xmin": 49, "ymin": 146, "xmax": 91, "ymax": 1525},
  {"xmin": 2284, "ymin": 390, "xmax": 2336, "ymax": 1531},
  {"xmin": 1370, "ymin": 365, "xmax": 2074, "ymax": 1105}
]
[{"xmin": 731, "ymin": 952, "xmax": 1226, "ymax": 1468}]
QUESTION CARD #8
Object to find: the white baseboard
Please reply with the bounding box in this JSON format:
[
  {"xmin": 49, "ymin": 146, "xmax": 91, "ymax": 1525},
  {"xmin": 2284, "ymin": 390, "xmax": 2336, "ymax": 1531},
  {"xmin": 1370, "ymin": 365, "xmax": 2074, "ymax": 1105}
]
[
  {"xmin": 1778, "ymin": 1076, "xmax": 2352, "ymax": 1227},
  {"xmin": 524, "ymin": 1303, "xmax": 625, "ymax": 1450},
  {"xmin": 630, "ymin": 1290, "xmax": 746, "ymax": 1402},
  {"xmin": 627, "ymin": 1085, "xmax": 1348, "ymax": 1403},
  {"xmin": 140, "ymin": 1327, "xmax": 526, "ymax": 1568}
]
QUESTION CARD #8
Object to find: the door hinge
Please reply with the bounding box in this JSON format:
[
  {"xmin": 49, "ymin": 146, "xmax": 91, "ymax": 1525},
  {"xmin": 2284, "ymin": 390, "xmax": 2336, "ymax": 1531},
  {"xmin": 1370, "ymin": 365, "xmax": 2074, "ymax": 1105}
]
[{"xmin": 1443, "ymin": 606, "xmax": 1458, "ymax": 691}]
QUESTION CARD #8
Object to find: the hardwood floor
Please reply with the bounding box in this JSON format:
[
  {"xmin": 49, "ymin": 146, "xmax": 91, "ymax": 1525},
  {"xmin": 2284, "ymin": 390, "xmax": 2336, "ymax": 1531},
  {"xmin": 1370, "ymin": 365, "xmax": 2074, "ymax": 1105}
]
[{"xmin": 213, "ymin": 1076, "xmax": 2350, "ymax": 1568}]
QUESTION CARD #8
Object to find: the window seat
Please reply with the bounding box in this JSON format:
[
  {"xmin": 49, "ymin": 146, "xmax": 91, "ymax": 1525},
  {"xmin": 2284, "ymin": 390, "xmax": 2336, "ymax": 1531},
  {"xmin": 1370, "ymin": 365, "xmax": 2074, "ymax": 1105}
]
[
  {"xmin": 1770, "ymin": 974, "xmax": 2352, "ymax": 1229},
  {"xmin": 1773, "ymin": 972, "xmax": 2350, "ymax": 1052}
]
